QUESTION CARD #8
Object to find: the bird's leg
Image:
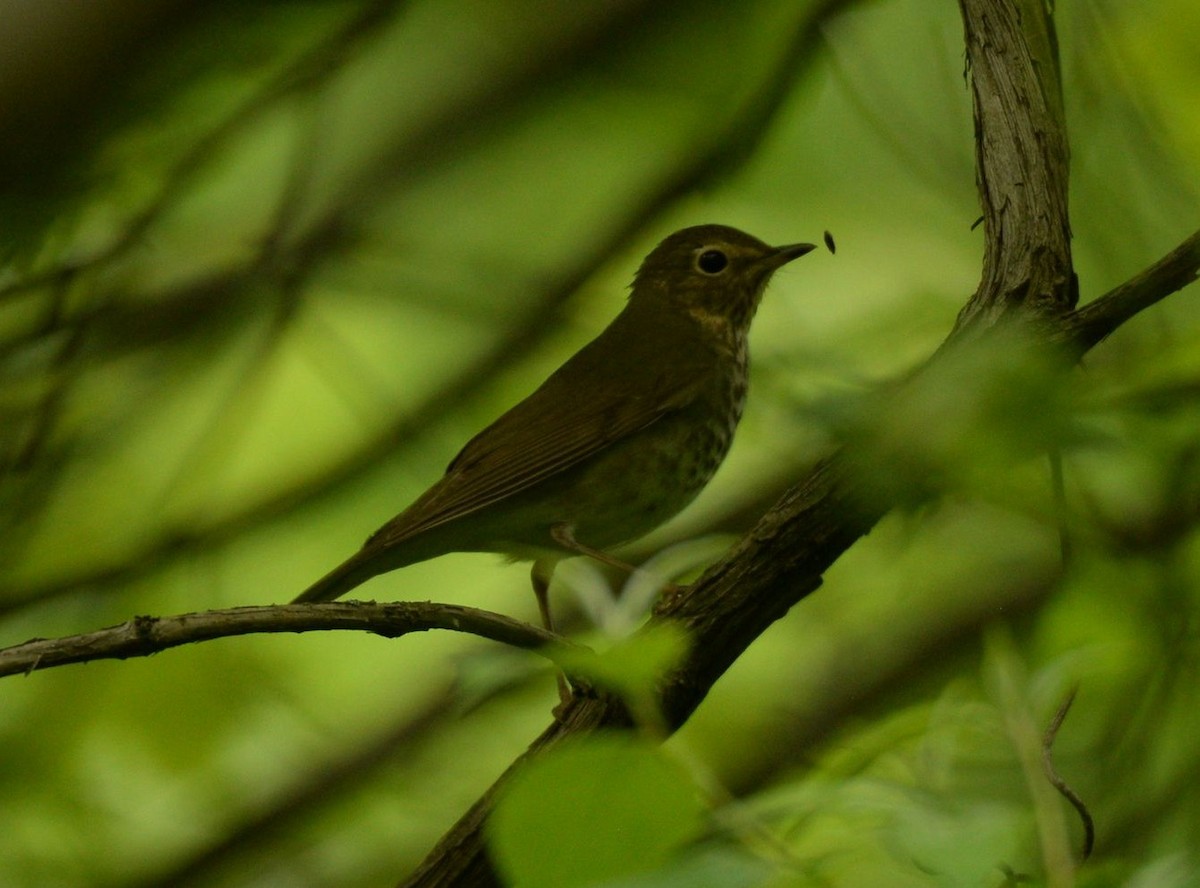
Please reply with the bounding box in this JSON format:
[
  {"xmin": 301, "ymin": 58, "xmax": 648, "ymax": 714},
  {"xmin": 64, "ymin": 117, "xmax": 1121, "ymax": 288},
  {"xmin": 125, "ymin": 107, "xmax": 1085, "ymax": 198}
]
[
  {"xmin": 550, "ymin": 523, "xmax": 679, "ymax": 595},
  {"xmin": 550, "ymin": 524, "xmax": 641, "ymax": 574},
  {"xmin": 530, "ymin": 558, "xmax": 556, "ymax": 632},
  {"xmin": 531, "ymin": 558, "xmax": 571, "ymax": 709}
]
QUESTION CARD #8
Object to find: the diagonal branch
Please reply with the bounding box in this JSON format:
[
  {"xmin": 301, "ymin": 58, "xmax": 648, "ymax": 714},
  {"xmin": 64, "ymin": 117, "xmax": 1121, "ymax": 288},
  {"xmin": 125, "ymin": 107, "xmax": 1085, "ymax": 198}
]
[{"xmin": 1062, "ymin": 229, "xmax": 1200, "ymax": 351}]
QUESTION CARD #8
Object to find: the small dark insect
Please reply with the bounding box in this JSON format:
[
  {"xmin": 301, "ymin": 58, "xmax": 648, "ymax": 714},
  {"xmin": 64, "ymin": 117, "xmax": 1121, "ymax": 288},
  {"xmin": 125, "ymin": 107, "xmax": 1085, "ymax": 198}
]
[{"xmin": 823, "ymin": 230, "xmax": 836, "ymax": 254}]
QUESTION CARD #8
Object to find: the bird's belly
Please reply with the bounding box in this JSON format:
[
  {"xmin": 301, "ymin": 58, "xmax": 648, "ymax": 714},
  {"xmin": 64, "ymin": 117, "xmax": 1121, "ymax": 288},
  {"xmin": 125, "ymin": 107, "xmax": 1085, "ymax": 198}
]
[
  {"xmin": 461, "ymin": 353, "xmax": 748, "ymax": 560},
  {"xmin": 477, "ymin": 405, "xmax": 738, "ymax": 556},
  {"xmin": 579, "ymin": 418, "xmax": 732, "ymax": 543}
]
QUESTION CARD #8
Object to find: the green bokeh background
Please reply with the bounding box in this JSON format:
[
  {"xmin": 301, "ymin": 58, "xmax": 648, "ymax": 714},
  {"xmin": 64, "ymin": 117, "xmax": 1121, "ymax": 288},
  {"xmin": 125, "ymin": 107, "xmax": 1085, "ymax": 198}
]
[{"xmin": 1, "ymin": 0, "xmax": 1197, "ymax": 885}]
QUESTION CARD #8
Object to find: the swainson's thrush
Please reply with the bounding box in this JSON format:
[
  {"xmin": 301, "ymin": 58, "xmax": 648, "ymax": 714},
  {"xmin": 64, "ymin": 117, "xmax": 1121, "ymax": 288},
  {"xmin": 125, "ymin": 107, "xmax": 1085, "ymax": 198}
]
[{"xmin": 294, "ymin": 225, "xmax": 815, "ymax": 624}]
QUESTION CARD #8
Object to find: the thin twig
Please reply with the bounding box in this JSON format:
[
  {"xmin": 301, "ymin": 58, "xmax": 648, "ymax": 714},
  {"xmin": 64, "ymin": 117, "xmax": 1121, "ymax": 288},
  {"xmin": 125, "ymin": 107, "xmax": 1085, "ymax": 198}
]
[
  {"xmin": 0, "ymin": 602, "xmax": 576, "ymax": 678},
  {"xmin": 1041, "ymin": 684, "xmax": 1095, "ymax": 861},
  {"xmin": 1061, "ymin": 229, "xmax": 1200, "ymax": 352}
]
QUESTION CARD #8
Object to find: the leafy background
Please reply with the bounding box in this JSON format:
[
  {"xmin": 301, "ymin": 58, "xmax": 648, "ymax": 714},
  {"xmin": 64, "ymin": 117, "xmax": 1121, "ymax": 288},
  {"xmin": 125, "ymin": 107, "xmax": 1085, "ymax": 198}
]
[{"xmin": 0, "ymin": 0, "xmax": 1197, "ymax": 885}]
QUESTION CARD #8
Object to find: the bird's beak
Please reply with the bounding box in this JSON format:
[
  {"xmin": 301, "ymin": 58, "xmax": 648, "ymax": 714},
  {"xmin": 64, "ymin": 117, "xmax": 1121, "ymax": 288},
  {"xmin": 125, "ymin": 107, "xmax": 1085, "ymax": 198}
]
[{"xmin": 769, "ymin": 242, "xmax": 817, "ymax": 268}]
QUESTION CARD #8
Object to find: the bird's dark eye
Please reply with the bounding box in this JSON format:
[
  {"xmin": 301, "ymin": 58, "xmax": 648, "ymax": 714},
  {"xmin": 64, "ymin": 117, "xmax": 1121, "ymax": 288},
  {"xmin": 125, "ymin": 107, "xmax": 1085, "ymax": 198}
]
[{"xmin": 696, "ymin": 249, "xmax": 728, "ymax": 274}]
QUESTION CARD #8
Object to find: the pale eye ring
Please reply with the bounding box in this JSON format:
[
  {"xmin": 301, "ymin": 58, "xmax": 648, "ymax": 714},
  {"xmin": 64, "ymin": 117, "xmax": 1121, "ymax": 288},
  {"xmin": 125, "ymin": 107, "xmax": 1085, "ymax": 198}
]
[{"xmin": 696, "ymin": 249, "xmax": 729, "ymax": 274}]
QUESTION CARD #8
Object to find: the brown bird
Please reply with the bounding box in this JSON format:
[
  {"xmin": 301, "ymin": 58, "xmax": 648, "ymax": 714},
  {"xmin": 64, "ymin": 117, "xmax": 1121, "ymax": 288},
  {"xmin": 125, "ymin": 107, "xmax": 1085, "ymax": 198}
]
[{"xmin": 295, "ymin": 224, "xmax": 815, "ymax": 628}]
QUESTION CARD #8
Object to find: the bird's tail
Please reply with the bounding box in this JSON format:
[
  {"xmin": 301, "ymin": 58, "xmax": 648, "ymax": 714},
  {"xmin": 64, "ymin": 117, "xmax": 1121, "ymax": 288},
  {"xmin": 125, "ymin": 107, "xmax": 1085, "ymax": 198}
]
[{"xmin": 292, "ymin": 551, "xmax": 382, "ymax": 603}]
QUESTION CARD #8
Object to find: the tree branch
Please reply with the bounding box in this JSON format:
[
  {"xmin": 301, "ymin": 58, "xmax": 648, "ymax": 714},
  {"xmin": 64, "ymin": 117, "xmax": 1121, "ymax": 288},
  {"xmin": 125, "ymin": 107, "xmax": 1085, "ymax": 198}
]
[
  {"xmin": 0, "ymin": 602, "xmax": 569, "ymax": 678},
  {"xmin": 1061, "ymin": 229, "xmax": 1200, "ymax": 352},
  {"xmin": 949, "ymin": 0, "xmax": 1074, "ymax": 337}
]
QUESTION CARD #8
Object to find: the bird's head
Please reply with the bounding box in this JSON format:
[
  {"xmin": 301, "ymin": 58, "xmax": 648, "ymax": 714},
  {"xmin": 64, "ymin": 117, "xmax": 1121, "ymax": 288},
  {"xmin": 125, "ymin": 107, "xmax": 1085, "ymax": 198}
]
[{"xmin": 631, "ymin": 224, "xmax": 815, "ymax": 333}]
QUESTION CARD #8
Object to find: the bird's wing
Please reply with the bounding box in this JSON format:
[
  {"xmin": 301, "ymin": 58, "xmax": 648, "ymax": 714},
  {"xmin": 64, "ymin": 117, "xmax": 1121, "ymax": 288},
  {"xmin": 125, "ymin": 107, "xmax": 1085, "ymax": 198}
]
[{"xmin": 364, "ymin": 314, "xmax": 711, "ymax": 550}]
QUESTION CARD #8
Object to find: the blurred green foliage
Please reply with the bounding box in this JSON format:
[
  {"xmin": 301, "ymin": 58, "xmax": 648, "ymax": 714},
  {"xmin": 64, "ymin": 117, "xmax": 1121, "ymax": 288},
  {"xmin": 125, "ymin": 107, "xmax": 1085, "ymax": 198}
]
[
  {"xmin": 0, "ymin": 0, "xmax": 1197, "ymax": 886},
  {"xmin": 488, "ymin": 733, "xmax": 706, "ymax": 888}
]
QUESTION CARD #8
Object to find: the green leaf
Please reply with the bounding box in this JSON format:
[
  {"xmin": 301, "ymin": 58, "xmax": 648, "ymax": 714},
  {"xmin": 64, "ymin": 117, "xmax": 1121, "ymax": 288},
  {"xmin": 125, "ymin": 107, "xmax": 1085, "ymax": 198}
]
[
  {"xmin": 488, "ymin": 733, "xmax": 706, "ymax": 888},
  {"xmin": 556, "ymin": 623, "xmax": 689, "ymax": 705}
]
